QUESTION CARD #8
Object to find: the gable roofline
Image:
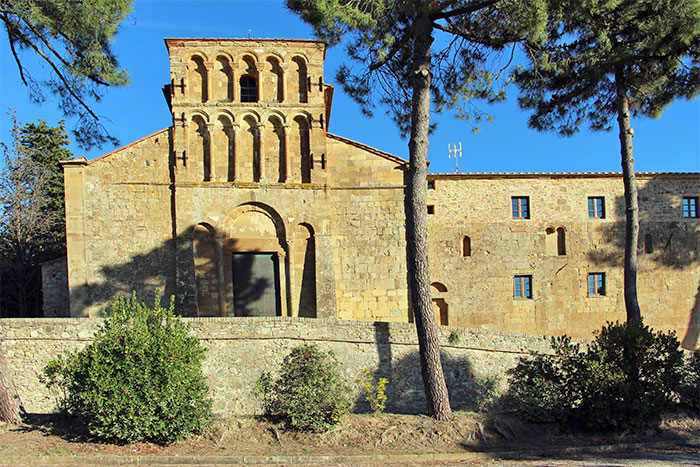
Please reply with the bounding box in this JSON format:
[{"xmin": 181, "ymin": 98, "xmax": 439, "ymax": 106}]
[
  {"xmin": 60, "ymin": 128, "xmax": 170, "ymax": 167},
  {"xmin": 327, "ymin": 133, "xmax": 408, "ymax": 166}
]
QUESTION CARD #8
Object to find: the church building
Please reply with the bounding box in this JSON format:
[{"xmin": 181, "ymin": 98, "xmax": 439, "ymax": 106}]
[{"xmin": 56, "ymin": 38, "xmax": 700, "ymax": 343}]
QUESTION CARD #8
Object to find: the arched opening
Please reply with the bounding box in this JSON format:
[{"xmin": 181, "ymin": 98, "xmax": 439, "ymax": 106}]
[
  {"xmin": 545, "ymin": 227, "xmax": 556, "ymax": 255},
  {"xmin": 193, "ymin": 224, "xmax": 221, "ymax": 317},
  {"xmin": 644, "ymin": 233, "xmax": 653, "ymax": 254},
  {"xmin": 214, "ymin": 56, "xmax": 233, "ymax": 102},
  {"xmin": 240, "ymin": 56, "xmax": 259, "ymax": 102},
  {"xmin": 188, "ymin": 55, "xmax": 208, "ymax": 103},
  {"xmin": 430, "ymin": 282, "xmax": 448, "ymax": 325},
  {"xmin": 265, "ymin": 116, "xmax": 286, "ymax": 182},
  {"xmin": 292, "ymin": 57, "xmax": 308, "ymax": 103},
  {"xmin": 215, "ymin": 115, "xmax": 235, "ymax": 181},
  {"xmin": 294, "ymin": 223, "xmax": 316, "ymax": 317},
  {"xmin": 190, "ymin": 115, "xmax": 210, "ymax": 182},
  {"xmin": 266, "ymin": 56, "xmax": 284, "ymax": 103},
  {"xmin": 556, "ymin": 227, "xmax": 566, "ymax": 255},
  {"xmin": 462, "ymin": 235, "xmax": 471, "ymax": 257},
  {"xmin": 294, "ymin": 116, "xmax": 311, "ymax": 183},
  {"xmin": 222, "ymin": 203, "xmax": 288, "ymax": 317}
]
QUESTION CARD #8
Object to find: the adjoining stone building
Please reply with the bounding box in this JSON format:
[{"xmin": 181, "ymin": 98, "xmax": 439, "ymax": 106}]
[{"xmin": 58, "ymin": 38, "xmax": 700, "ymax": 344}]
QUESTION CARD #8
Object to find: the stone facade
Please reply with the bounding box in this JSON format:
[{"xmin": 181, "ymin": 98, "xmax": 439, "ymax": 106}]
[{"xmin": 57, "ymin": 38, "xmax": 700, "ymax": 346}]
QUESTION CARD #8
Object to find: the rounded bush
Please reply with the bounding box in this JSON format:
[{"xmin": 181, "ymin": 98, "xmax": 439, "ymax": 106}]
[
  {"xmin": 254, "ymin": 344, "xmax": 351, "ymax": 432},
  {"xmin": 678, "ymin": 350, "xmax": 700, "ymax": 411},
  {"xmin": 43, "ymin": 291, "xmax": 212, "ymax": 444}
]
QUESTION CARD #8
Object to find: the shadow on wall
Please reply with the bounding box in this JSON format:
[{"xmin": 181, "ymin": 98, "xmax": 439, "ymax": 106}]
[
  {"xmin": 355, "ymin": 322, "xmax": 490, "ymax": 414},
  {"xmin": 587, "ymin": 176, "xmax": 700, "ymax": 348},
  {"xmin": 353, "ymin": 349, "xmax": 492, "ymax": 415},
  {"xmin": 71, "ymin": 226, "xmax": 268, "ymax": 318}
]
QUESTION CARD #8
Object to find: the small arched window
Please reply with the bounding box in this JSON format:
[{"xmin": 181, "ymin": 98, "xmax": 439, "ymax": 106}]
[
  {"xmin": 556, "ymin": 227, "xmax": 566, "ymax": 255},
  {"xmin": 462, "ymin": 236, "xmax": 471, "ymax": 257},
  {"xmin": 240, "ymin": 75, "xmax": 258, "ymax": 102}
]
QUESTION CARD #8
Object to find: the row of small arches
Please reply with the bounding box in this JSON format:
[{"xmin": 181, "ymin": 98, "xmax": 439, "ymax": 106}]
[
  {"xmin": 188, "ymin": 113, "xmax": 312, "ymax": 184},
  {"xmin": 185, "ymin": 53, "xmax": 310, "ymax": 104}
]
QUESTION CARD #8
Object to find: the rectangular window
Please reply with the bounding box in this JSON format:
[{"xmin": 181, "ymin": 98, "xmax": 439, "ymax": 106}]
[
  {"xmin": 427, "ymin": 205, "xmax": 435, "ymax": 215},
  {"xmin": 588, "ymin": 197, "xmax": 605, "ymax": 218},
  {"xmin": 512, "ymin": 197, "xmax": 530, "ymax": 219},
  {"xmin": 683, "ymin": 197, "xmax": 699, "ymax": 218},
  {"xmin": 427, "ymin": 180, "xmax": 436, "ymax": 190},
  {"xmin": 514, "ymin": 275, "xmax": 532, "ymax": 299},
  {"xmin": 588, "ymin": 273, "xmax": 606, "ymax": 296}
]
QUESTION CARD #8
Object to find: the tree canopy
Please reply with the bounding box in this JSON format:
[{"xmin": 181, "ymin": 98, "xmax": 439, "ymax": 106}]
[
  {"xmin": 515, "ymin": 0, "xmax": 700, "ymax": 322},
  {"xmin": 0, "ymin": 115, "xmax": 72, "ymax": 317},
  {"xmin": 1, "ymin": 0, "xmax": 133, "ymax": 149}
]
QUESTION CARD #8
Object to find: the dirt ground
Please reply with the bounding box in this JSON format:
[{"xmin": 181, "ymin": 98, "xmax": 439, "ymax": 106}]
[{"xmin": 0, "ymin": 410, "xmax": 698, "ymax": 461}]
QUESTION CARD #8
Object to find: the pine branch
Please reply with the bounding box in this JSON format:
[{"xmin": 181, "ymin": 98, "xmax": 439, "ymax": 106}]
[
  {"xmin": 369, "ymin": 35, "xmax": 409, "ymax": 71},
  {"xmin": 10, "ymin": 26, "xmax": 100, "ymax": 121},
  {"xmin": 2, "ymin": 15, "xmax": 28, "ymax": 86},
  {"xmin": 430, "ymin": 0, "xmax": 499, "ymax": 20}
]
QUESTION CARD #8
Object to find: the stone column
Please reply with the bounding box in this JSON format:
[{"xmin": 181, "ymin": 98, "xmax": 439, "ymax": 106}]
[
  {"xmin": 278, "ymin": 248, "xmax": 289, "ymax": 316},
  {"xmin": 62, "ymin": 159, "xmax": 90, "ymax": 317},
  {"xmin": 255, "ymin": 63, "xmax": 266, "ymax": 102},
  {"xmin": 204, "ymin": 61, "xmax": 214, "ymax": 102},
  {"xmin": 280, "ymin": 62, "xmax": 289, "ymax": 103},
  {"xmin": 282, "ymin": 123, "xmax": 291, "ymax": 183},
  {"xmin": 232, "ymin": 122, "xmax": 240, "ymax": 181},
  {"xmin": 206, "ymin": 122, "xmax": 215, "ymax": 182},
  {"xmin": 257, "ymin": 122, "xmax": 266, "ymax": 182},
  {"xmin": 214, "ymin": 235, "xmax": 226, "ymax": 316}
]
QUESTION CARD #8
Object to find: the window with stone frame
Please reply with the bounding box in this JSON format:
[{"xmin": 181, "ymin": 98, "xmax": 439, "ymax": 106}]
[
  {"xmin": 514, "ymin": 275, "xmax": 532, "ymax": 299},
  {"xmin": 683, "ymin": 196, "xmax": 699, "ymax": 218},
  {"xmin": 588, "ymin": 273, "xmax": 606, "ymax": 296},
  {"xmin": 512, "ymin": 197, "xmax": 530, "ymax": 219},
  {"xmin": 588, "ymin": 196, "xmax": 605, "ymax": 218}
]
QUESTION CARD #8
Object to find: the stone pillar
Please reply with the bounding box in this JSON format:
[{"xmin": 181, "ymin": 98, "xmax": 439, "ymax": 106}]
[
  {"xmin": 278, "ymin": 248, "xmax": 289, "ymax": 316},
  {"xmin": 314, "ymin": 234, "xmax": 338, "ymax": 318},
  {"xmin": 280, "ymin": 62, "xmax": 289, "ymax": 103},
  {"xmin": 174, "ymin": 227, "xmax": 198, "ymax": 317},
  {"xmin": 255, "ymin": 63, "xmax": 265, "ymax": 102},
  {"xmin": 232, "ymin": 122, "xmax": 240, "ymax": 181},
  {"xmin": 214, "ymin": 235, "xmax": 226, "ymax": 316},
  {"xmin": 230, "ymin": 63, "xmax": 239, "ymax": 102},
  {"xmin": 204, "ymin": 62, "xmax": 214, "ymax": 102},
  {"xmin": 257, "ymin": 122, "xmax": 266, "ymax": 182},
  {"xmin": 282, "ymin": 123, "xmax": 291, "ymax": 183},
  {"xmin": 62, "ymin": 158, "xmax": 90, "ymax": 317},
  {"xmin": 206, "ymin": 122, "xmax": 215, "ymax": 182}
]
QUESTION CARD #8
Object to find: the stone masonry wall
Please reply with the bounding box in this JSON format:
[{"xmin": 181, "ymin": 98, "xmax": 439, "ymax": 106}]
[
  {"xmin": 0, "ymin": 317, "xmax": 556, "ymax": 417},
  {"xmin": 426, "ymin": 173, "xmax": 700, "ymax": 343}
]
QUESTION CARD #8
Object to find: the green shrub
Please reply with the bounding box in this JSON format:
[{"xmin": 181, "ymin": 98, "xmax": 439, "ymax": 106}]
[
  {"xmin": 505, "ymin": 322, "xmax": 684, "ymax": 430},
  {"xmin": 572, "ymin": 321, "xmax": 684, "ymax": 430},
  {"xmin": 473, "ymin": 375, "xmax": 501, "ymax": 412},
  {"xmin": 503, "ymin": 338, "xmax": 575, "ymax": 423},
  {"xmin": 678, "ymin": 350, "xmax": 700, "ymax": 411},
  {"xmin": 42, "ymin": 291, "xmax": 212, "ymax": 444},
  {"xmin": 254, "ymin": 344, "xmax": 351, "ymax": 432}
]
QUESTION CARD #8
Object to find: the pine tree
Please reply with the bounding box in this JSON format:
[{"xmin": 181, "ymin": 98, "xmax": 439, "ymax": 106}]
[
  {"xmin": 1, "ymin": 0, "xmax": 133, "ymax": 148},
  {"xmin": 515, "ymin": 0, "xmax": 700, "ymax": 323},
  {"xmin": 287, "ymin": 0, "xmax": 547, "ymax": 420}
]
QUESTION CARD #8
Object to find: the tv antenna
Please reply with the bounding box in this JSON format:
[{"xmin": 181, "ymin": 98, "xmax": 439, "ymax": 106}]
[{"xmin": 448, "ymin": 142, "xmax": 462, "ymax": 173}]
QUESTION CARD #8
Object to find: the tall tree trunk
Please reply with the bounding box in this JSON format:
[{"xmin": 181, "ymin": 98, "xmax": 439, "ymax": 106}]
[
  {"xmin": 406, "ymin": 10, "xmax": 452, "ymax": 421},
  {"xmin": 615, "ymin": 69, "xmax": 641, "ymax": 323},
  {"xmin": 0, "ymin": 344, "xmax": 25, "ymax": 424}
]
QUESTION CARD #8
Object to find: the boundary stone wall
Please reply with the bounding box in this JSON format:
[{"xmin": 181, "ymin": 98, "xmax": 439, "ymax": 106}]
[{"xmin": 1, "ymin": 317, "xmax": 568, "ymax": 417}]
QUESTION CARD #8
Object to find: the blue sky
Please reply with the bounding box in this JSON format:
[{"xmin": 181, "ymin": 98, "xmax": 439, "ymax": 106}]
[{"xmin": 1, "ymin": 0, "xmax": 698, "ymax": 174}]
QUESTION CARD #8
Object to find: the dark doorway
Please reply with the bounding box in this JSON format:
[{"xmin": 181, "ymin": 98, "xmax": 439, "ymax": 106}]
[{"xmin": 232, "ymin": 252, "xmax": 281, "ymax": 316}]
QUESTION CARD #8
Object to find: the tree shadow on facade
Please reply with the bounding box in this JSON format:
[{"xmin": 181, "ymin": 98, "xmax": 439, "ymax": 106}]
[
  {"xmin": 69, "ymin": 228, "xmax": 269, "ymax": 318},
  {"xmin": 356, "ymin": 325, "xmax": 487, "ymax": 414},
  {"xmin": 586, "ymin": 175, "xmax": 699, "ymax": 348}
]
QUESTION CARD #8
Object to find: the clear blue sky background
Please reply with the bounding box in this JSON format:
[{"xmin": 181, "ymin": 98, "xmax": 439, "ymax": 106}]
[{"xmin": 1, "ymin": 0, "xmax": 698, "ymax": 174}]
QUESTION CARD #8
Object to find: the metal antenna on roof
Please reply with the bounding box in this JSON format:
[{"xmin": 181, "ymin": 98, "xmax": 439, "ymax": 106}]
[
  {"xmin": 448, "ymin": 142, "xmax": 462, "ymax": 173},
  {"xmin": 248, "ymin": 30, "xmax": 252, "ymax": 39}
]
